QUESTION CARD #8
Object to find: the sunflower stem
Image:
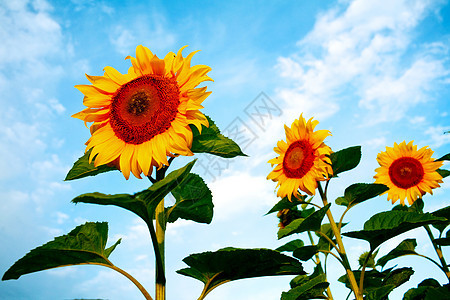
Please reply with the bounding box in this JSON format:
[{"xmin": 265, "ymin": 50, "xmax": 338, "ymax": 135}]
[
  {"xmin": 155, "ymin": 199, "xmax": 166, "ymax": 300},
  {"xmin": 318, "ymin": 183, "xmax": 362, "ymax": 300},
  {"xmin": 424, "ymin": 224, "xmax": 450, "ymax": 282}
]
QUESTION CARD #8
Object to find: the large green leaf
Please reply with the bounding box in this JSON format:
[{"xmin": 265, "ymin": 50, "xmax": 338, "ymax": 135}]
[
  {"xmin": 278, "ymin": 204, "xmax": 331, "ymax": 239},
  {"xmin": 166, "ymin": 173, "xmax": 213, "ymax": 224},
  {"xmin": 437, "ymin": 153, "xmax": 450, "ymax": 161},
  {"xmin": 281, "ymin": 273, "xmax": 329, "ymax": 300},
  {"xmin": 73, "ymin": 160, "xmax": 196, "ymax": 223},
  {"xmin": 276, "ymin": 240, "xmax": 305, "ymax": 253},
  {"xmin": 376, "ymin": 239, "xmax": 417, "ymax": 268},
  {"xmin": 2, "ymin": 222, "xmax": 120, "ymax": 280},
  {"xmin": 437, "ymin": 169, "xmax": 450, "ymax": 179},
  {"xmin": 65, "ymin": 150, "xmax": 117, "ymax": 181},
  {"xmin": 177, "ymin": 248, "xmax": 304, "ymax": 299},
  {"xmin": 335, "ymin": 183, "xmax": 389, "ymax": 207},
  {"xmin": 329, "ymin": 146, "xmax": 361, "ymax": 177},
  {"xmin": 293, "ymin": 245, "xmax": 319, "ymax": 261},
  {"xmin": 190, "ymin": 115, "xmax": 246, "ymax": 158},
  {"xmin": 343, "ymin": 211, "xmax": 445, "ymax": 249}
]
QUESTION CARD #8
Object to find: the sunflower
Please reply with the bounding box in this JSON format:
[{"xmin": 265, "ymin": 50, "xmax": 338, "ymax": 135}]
[
  {"xmin": 374, "ymin": 141, "xmax": 443, "ymax": 206},
  {"xmin": 267, "ymin": 114, "xmax": 333, "ymax": 200},
  {"xmin": 72, "ymin": 45, "xmax": 212, "ymax": 179}
]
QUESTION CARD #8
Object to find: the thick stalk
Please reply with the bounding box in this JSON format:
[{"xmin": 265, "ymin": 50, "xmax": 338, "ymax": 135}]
[
  {"xmin": 155, "ymin": 199, "xmax": 166, "ymax": 300},
  {"xmin": 424, "ymin": 225, "xmax": 450, "ymax": 282},
  {"xmin": 318, "ymin": 183, "xmax": 362, "ymax": 300}
]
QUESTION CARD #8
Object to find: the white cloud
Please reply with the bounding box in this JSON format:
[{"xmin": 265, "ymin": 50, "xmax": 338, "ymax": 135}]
[{"xmin": 275, "ymin": 0, "xmax": 449, "ymax": 125}]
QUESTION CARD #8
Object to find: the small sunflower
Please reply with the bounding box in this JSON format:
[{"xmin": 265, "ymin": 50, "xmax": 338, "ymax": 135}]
[
  {"xmin": 374, "ymin": 141, "xmax": 443, "ymax": 206},
  {"xmin": 267, "ymin": 114, "xmax": 333, "ymax": 200},
  {"xmin": 73, "ymin": 45, "xmax": 212, "ymax": 179}
]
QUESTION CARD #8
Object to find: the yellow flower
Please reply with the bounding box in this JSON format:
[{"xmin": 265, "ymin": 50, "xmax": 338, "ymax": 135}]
[
  {"xmin": 374, "ymin": 141, "xmax": 443, "ymax": 206},
  {"xmin": 267, "ymin": 114, "xmax": 333, "ymax": 200},
  {"xmin": 73, "ymin": 45, "xmax": 212, "ymax": 179}
]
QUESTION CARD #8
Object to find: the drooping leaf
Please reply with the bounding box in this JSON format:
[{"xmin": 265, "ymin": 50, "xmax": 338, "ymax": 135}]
[
  {"xmin": 365, "ymin": 285, "xmax": 395, "ymax": 300},
  {"xmin": 376, "ymin": 239, "xmax": 418, "ymax": 268},
  {"xmin": 282, "ymin": 273, "xmax": 329, "ymax": 300},
  {"xmin": 65, "ymin": 150, "xmax": 117, "ymax": 181},
  {"xmin": 73, "ymin": 160, "xmax": 197, "ymax": 223},
  {"xmin": 190, "ymin": 115, "xmax": 246, "ymax": 158},
  {"xmin": 276, "ymin": 240, "xmax": 305, "ymax": 253},
  {"xmin": 177, "ymin": 248, "xmax": 304, "ymax": 299},
  {"xmin": 266, "ymin": 195, "xmax": 308, "ymax": 215},
  {"xmin": 403, "ymin": 278, "xmax": 450, "ymax": 300},
  {"xmin": 329, "ymin": 146, "xmax": 361, "ymax": 177},
  {"xmin": 343, "ymin": 210, "xmax": 445, "ymax": 249},
  {"xmin": 166, "ymin": 173, "xmax": 213, "ymax": 224},
  {"xmin": 2, "ymin": 222, "xmax": 120, "ymax": 280},
  {"xmin": 383, "ymin": 267, "xmax": 414, "ymax": 289},
  {"xmin": 293, "ymin": 245, "xmax": 319, "ymax": 261},
  {"xmin": 335, "ymin": 183, "xmax": 389, "ymax": 207},
  {"xmin": 278, "ymin": 204, "xmax": 331, "ymax": 239},
  {"xmin": 437, "ymin": 169, "xmax": 450, "ymax": 179}
]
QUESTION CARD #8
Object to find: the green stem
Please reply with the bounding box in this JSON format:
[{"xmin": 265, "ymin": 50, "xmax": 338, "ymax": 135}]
[
  {"xmin": 318, "ymin": 183, "xmax": 362, "ymax": 300},
  {"xmin": 358, "ymin": 247, "xmax": 375, "ymax": 295},
  {"xmin": 155, "ymin": 199, "xmax": 166, "ymax": 300},
  {"xmin": 424, "ymin": 225, "xmax": 450, "ymax": 282}
]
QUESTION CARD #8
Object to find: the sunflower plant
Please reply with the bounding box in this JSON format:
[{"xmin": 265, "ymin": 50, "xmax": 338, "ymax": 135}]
[{"xmin": 2, "ymin": 44, "xmax": 450, "ymax": 300}]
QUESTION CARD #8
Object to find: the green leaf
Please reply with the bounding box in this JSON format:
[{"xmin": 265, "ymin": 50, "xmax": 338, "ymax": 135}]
[
  {"xmin": 2, "ymin": 222, "xmax": 120, "ymax": 280},
  {"xmin": 278, "ymin": 204, "xmax": 331, "ymax": 239},
  {"xmin": 434, "ymin": 237, "xmax": 450, "ymax": 246},
  {"xmin": 282, "ymin": 273, "xmax": 329, "ymax": 300},
  {"xmin": 431, "ymin": 205, "xmax": 450, "ymax": 233},
  {"xmin": 266, "ymin": 195, "xmax": 307, "ymax": 215},
  {"xmin": 329, "ymin": 146, "xmax": 361, "ymax": 177},
  {"xmin": 403, "ymin": 278, "xmax": 450, "ymax": 300},
  {"xmin": 73, "ymin": 160, "xmax": 197, "ymax": 224},
  {"xmin": 365, "ymin": 285, "xmax": 395, "ymax": 300},
  {"xmin": 276, "ymin": 240, "xmax": 305, "ymax": 252},
  {"xmin": 166, "ymin": 173, "xmax": 213, "ymax": 224},
  {"xmin": 190, "ymin": 115, "xmax": 246, "ymax": 158},
  {"xmin": 437, "ymin": 153, "xmax": 450, "ymax": 161},
  {"xmin": 293, "ymin": 246, "xmax": 319, "ymax": 261},
  {"xmin": 343, "ymin": 210, "xmax": 445, "ymax": 249},
  {"xmin": 335, "ymin": 183, "xmax": 389, "ymax": 207},
  {"xmin": 177, "ymin": 248, "xmax": 304, "ymax": 299},
  {"xmin": 65, "ymin": 150, "xmax": 117, "ymax": 181},
  {"xmin": 437, "ymin": 169, "xmax": 450, "ymax": 179},
  {"xmin": 383, "ymin": 267, "xmax": 414, "ymax": 288},
  {"xmin": 376, "ymin": 239, "xmax": 418, "ymax": 268}
]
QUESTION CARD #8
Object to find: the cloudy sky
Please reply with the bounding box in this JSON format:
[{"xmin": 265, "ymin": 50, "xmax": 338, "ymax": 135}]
[{"xmin": 0, "ymin": 0, "xmax": 449, "ymax": 299}]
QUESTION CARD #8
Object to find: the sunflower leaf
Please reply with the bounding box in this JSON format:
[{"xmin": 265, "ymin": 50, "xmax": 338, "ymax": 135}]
[
  {"xmin": 431, "ymin": 205, "xmax": 450, "ymax": 233},
  {"xmin": 2, "ymin": 222, "xmax": 120, "ymax": 280},
  {"xmin": 437, "ymin": 153, "xmax": 450, "ymax": 161},
  {"xmin": 278, "ymin": 204, "xmax": 331, "ymax": 239},
  {"xmin": 335, "ymin": 183, "xmax": 389, "ymax": 207},
  {"xmin": 343, "ymin": 211, "xmax": 445, "ymax": 249},
  {"xmin": 166, "ymin": 173, "xmax": 213, "ymax": 224},
  {"xmin": 72, "ymin": 160, "xmax": 196, "ymax": 223},
  {"xmin": 403, "ymin": 278, "xmax": 450, "ymax": 300},
  {"xmin": 437, "ymin": 168, "xmax": 450, "ymax": 179},
  {"xmin": 292, "ymin": 245, "xmax": 319, "ymax": 261},
  {"xmin": 276, "ymin": 239, "xmax": 305, "ymax": 252},
  {"xmin": 266, "ymin": 195, "xmax": 308, "ymax": 215},
  {"xmin": 329, "ymin": 146, "xmax": 362, "ymax": 177},
  {"xmin": 376, "ymin": 239, "xmax": 418, "ymax": 268},
  {"xmin": 65, "ymin": 149, "xmax": 117, "ymax": 181},
  {"xmin": 282, "ymin": 273, "xmax": 329, "ymax": 300},
  {"xmin": 190, "ymin": 115, "xmax": 247, "ymax": 158},
  {"xmin": 177, "ymin": 248, "xmax": 304, "ymax": 299}
]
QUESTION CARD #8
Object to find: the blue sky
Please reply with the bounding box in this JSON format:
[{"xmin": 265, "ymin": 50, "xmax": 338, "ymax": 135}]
[{"xmin": 1, "ymin": 0, "xmax": 449, "ymax": 299}]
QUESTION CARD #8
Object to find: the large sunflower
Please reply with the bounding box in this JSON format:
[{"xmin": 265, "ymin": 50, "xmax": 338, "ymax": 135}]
[
  {"xmin": 73, "ymin": 45, "xmax": 212, "ymax": 179},
  {"xmin": 374, "ymin": 141, "xmax": 443, "ymax": 206},
  {"xmin": 267, "ymin": 114, "xmax": 333, "ymax": 200}
]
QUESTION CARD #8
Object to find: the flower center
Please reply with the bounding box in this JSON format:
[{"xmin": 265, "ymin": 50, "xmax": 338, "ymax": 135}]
[
  {"xmin": 109, "ymin": 75, "xmax": 180, "ymax": 144},
  {"xmin": 388, "ymin": 157, "xmax": 424, "ymax": 189},
  {"xmin": 283, "ymin": 140, "xmax": 316, "ymax": 178}
]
